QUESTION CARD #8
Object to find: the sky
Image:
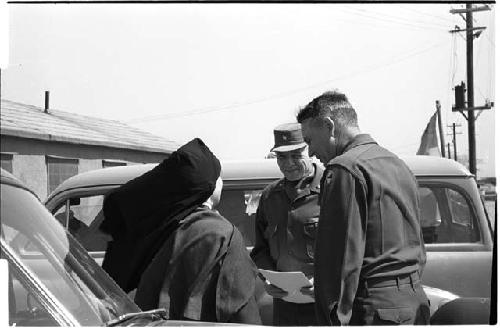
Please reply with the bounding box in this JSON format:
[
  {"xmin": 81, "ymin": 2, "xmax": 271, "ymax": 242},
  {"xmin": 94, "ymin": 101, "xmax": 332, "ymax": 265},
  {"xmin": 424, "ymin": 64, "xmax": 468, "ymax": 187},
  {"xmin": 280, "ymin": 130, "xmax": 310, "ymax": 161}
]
[{"xmin": 1, "ymin": 3, "xmax": 496, "ymax": 178}]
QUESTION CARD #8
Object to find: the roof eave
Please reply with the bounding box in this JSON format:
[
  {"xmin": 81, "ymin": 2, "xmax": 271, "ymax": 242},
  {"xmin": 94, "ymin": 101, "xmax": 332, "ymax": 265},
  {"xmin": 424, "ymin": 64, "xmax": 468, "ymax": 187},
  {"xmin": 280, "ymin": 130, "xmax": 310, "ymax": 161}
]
[{"xmin": 1, "ymin": 127, "xmax": 176, "ymax": 154}]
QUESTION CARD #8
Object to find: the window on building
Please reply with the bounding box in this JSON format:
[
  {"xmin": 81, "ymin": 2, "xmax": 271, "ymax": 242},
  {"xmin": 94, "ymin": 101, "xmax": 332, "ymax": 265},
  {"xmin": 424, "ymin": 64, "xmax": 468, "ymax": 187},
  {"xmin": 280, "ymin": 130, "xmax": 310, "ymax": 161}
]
[
  {"xmin": 47, "ymin": 156, "xmax": 79, "ymax": 194},
  {"xmin": 1, "ymin": 153, "xmax": 13, "ymax": 173},
  {"xmin": 102, "ymin": 160, "xmax": 127, "ymax": 168}
]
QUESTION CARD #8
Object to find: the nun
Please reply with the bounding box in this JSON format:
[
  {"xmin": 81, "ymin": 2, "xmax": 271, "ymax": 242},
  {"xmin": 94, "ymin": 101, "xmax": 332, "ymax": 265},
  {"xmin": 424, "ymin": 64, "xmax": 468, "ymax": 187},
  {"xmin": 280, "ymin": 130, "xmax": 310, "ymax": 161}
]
[{"xmin": 99, "ymin": 138, "xmax": 261, "ymax": 324}]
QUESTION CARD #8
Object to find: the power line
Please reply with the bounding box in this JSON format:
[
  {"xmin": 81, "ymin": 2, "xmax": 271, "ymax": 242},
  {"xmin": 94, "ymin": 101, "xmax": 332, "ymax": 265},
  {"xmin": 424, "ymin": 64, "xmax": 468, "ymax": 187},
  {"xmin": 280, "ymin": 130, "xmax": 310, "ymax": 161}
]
[
  {"xmin": 128, "ymin": 41, "xmax": 448, "ymax": 123},
  {"xmin": 343, "ymin": 6, "xmax": 450, "ymax": 29},
  {"xmin": 396, "ymin": 5, "xmax": 458, "ymax": 25},
  {"xmin": 338, "ymin": 7, "xmax": 450, "ymax": 32},
  {"xmin": 350, "ymin": 6, "xmax": 452, "ymax": 29},
  {"xmin": 451, "ymin": 33, "xmax": 458, "ymax": 85},
  {"xmin": 325, "ymin": 11, "xmax": 449, "ymax": 35},
  {"xmin": 446, "ymin": 33, "xmax": 460, "ymax": 128},
  {"xmin": 483, "ymin": 32, "xmax": 495, "ymax": 47}
]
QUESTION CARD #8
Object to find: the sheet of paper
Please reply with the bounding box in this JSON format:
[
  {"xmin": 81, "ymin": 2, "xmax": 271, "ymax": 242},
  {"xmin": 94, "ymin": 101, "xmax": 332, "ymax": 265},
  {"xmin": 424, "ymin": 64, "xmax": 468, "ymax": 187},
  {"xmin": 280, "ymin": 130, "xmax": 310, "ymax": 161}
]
[{"xmin": 258, "ymin": 269, "xmax": 314, "ymax": 304}]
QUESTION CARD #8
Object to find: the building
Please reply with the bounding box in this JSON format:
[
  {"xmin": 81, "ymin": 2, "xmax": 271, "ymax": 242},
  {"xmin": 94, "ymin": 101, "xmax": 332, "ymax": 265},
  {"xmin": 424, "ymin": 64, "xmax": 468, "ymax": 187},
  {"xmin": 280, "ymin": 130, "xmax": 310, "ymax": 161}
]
[{"xmin": 1, "ymin": 98, "xmax": 179, "ymax": 200}]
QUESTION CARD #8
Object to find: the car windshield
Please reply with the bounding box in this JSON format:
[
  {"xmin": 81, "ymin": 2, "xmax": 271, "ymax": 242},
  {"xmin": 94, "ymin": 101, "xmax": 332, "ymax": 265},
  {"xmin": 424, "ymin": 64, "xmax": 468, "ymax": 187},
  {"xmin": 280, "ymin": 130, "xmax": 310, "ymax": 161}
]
[{"xmin": 1, "ymin": 182, "xmax": 140, "ymax": 326}]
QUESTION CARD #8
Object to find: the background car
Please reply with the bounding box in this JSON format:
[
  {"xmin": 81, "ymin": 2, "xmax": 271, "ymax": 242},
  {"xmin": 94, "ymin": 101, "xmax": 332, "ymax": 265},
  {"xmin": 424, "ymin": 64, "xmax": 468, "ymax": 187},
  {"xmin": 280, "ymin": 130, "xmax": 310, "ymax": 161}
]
[{"xmin": 44, "ymin": 156, "xmax": 494, "ymax": 324}]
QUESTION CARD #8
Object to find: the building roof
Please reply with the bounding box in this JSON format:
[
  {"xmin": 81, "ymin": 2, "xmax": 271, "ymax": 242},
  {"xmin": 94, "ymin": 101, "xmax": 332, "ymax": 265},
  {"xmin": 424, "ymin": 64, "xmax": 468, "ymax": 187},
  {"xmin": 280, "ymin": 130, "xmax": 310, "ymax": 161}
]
[{"xmin": 1, "ymin": 99, "xmax": 179, "ymax": 154}]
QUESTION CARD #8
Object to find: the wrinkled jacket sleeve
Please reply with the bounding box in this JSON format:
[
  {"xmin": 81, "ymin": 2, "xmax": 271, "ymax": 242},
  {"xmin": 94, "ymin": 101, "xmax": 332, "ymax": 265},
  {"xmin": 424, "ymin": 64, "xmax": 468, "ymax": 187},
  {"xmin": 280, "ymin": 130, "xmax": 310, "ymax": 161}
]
[
  {"xmin": 218, "ymin": 226, "xmax": 262, "ymax": 324},
  {"xmin": 315, "ymin": 166, "xmax": 367, "ymax": 325},
  {"xmin": 250, "ymin": 195, "xmax": 276, "ymax": 270}
]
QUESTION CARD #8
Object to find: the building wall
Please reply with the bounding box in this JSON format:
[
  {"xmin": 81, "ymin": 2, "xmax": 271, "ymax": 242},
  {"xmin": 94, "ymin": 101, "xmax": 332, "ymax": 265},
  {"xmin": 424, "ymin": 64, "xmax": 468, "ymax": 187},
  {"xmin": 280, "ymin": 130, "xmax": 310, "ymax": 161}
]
[
  {"xmin": 1, "ymin": 135, "xmax": 172, "ymax": 199},
  {"xmin": 13, "ymin": 154, "xmax": 47, "ymax": 199}
]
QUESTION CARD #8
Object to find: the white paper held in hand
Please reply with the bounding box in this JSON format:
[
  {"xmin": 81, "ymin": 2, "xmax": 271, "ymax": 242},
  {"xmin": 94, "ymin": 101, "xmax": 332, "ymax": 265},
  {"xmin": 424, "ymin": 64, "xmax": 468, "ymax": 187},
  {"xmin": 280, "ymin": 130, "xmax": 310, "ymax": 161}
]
[{"xmin": 258, "ymin": 269, "xmax": 314, "ymax": 304}]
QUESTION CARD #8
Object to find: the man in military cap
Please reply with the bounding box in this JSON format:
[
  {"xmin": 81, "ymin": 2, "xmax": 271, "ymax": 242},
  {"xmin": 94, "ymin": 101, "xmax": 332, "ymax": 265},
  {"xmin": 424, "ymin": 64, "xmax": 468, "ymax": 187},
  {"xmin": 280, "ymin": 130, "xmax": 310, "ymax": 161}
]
[{"xmin": 250, "ymin": 122, "xmax": 323, "ymax": 326}]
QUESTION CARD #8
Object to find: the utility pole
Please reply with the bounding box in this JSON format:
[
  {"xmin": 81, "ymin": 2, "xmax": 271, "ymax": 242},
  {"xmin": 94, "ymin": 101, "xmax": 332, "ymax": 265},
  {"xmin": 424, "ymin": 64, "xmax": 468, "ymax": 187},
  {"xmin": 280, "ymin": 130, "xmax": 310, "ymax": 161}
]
[
  {"xmin": 465, "ymin": 3, "xmax": 476, "ymax": 175},
  {"xmin": 436, "ymin": 101, "xmax": 446, "ymax": 157},
  {"xmin": 447, "ymin": 123, "xmax": 462, "ymax": 161},
  {"xmin": 450, "ymin": 4, "xmax": 494, "ymax": 176}
]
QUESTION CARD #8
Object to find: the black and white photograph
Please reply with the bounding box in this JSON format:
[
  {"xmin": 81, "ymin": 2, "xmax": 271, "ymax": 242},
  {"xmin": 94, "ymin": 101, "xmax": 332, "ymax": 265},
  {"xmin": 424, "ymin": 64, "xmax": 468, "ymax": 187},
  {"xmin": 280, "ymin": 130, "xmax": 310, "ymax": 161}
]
[{"xmin": 0, "ymin": 1, "xmax": 496, "ymax": 326}]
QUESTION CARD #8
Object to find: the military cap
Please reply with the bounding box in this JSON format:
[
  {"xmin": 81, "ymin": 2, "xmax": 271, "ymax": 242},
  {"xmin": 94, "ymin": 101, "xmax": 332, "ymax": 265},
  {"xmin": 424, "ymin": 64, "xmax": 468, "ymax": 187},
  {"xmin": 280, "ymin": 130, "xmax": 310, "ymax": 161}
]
[{"xmin": 270, "ymin": 123, "xmax": 307, "ymax": 153}]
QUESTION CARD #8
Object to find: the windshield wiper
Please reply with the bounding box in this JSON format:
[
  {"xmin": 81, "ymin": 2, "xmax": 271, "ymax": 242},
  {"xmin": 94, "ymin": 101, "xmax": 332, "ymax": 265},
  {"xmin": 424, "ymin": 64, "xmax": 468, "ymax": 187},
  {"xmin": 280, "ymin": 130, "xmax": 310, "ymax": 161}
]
[{"xmin": 105, "ymin": 308, "xmax": 168, "ymax": 326}]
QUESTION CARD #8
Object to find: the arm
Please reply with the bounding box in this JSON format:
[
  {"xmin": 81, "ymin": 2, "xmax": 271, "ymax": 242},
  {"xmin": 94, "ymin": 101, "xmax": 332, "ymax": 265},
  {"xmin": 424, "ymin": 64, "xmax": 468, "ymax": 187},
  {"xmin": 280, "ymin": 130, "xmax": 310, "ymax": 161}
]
[
  {"xmin": 249, "ymin": 196, "xmax": 276, "ymax": 270},
  {"xmin": 315, "ymin": 166, "xmax": 366, "ymax": 325},
  {"xmin": 249, "ymin": 195, "xmax": 288, "ymax": 298}
]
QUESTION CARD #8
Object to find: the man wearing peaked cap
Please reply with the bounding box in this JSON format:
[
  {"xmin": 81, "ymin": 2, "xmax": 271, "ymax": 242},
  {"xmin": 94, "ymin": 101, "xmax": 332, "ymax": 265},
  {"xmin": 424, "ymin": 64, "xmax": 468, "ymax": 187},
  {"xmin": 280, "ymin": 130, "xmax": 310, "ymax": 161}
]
[
  {"xmin": 271, "ymin": 122, "xmax": 308, "ymax": 152},
  {"xmin": 250, "ymin": 123, "xmax": 323, "ymax": 326}
]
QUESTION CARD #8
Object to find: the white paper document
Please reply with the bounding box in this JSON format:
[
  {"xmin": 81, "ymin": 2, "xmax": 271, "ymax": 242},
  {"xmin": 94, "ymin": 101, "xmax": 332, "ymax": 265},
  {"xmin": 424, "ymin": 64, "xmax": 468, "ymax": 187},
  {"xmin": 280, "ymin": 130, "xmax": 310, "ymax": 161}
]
[{"xmin": 258, "ymin": 269, "xmax": 314, "ymax": 304}]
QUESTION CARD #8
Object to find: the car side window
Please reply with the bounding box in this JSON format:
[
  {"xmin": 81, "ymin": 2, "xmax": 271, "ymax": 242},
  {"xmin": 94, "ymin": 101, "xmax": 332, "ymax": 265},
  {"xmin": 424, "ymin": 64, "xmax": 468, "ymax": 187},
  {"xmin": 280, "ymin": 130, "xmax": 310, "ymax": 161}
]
[
  {"xmin": 418, "ymin": 186, "xmax": 479, "ymax": 244},
  {"xmin": 55, "ymin": 195, "xmax": 111, "ymax": 252},
  {"xmin": 448, "ymin": 189, "xmax": 472, "ymax": 225},
  {"xmin": 8, "ymin": 260, "xmax": 59, "ymax": 326},
  {"xmin": 218, "ymin": 189, "xmax": 262, "ymax": 247}
]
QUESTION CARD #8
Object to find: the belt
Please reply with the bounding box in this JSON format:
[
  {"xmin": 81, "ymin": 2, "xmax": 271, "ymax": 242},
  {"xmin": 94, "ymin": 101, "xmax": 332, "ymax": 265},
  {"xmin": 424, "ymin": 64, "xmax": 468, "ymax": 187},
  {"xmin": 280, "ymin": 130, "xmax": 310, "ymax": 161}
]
[{"xmin": 362, "ymin": 271, "xmax": 420, "ymax": 289}]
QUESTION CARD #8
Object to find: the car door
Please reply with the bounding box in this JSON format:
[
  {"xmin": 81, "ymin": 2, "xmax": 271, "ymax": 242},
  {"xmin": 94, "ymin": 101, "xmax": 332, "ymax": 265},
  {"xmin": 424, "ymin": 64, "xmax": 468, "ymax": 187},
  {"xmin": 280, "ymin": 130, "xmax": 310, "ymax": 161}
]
[{"xmin": 417, "ymin": 176, "xmax": 493, "ymax": 298}]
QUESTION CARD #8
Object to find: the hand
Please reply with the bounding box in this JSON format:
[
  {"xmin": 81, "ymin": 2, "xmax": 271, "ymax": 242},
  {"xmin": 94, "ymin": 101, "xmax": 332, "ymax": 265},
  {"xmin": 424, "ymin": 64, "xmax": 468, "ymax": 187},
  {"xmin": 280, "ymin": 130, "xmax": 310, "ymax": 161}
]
[
  {"xmin": 300, "ymin": 277, "xmax": 315, "ymax": 299},
  {"xmin": 263, "ymin": 281, "xmax": 289, "ymax": 299}
]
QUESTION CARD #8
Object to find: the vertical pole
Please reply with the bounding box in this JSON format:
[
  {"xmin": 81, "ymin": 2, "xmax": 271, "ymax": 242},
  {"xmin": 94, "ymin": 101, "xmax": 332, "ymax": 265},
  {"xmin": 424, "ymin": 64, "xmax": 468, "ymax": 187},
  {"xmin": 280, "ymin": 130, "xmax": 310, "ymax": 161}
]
[
  {"xmin": 466, "ymin": 4, "xmax": 476, "ymax": 176},
  {"xmin": 447, "ymin": 143, "xmax": 451, "ymax": 159},
  {"xmin": 44, "ymin": 91, "xmax": 50, "ymax": 114},
  {"xmin": 436, "ymin": 101, "xmax": 446, "ymax": 157},
  {"xmin": 452, "ymin": 123, "xmax": 458, "ymax": 161}
]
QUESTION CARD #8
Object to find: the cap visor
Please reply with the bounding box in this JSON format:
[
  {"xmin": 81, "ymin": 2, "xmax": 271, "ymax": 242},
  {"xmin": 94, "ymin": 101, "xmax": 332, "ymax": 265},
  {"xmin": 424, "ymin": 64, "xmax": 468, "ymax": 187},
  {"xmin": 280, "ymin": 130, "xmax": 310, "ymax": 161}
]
[{"xmin": 270, "ymin": 142, "xmax": 307, "ymax": 153}]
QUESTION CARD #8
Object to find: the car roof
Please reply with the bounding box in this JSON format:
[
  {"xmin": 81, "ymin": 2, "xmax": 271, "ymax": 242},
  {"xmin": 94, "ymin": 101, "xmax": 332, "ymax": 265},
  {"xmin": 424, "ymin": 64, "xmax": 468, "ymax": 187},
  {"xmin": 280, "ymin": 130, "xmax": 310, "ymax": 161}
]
[
  {"xmin": 46, "ymin": 155, "xmax": 472, "ymax": 202},
  {"xmin": 1, "ymin": 168, "xmax": 40, "ymax": 199},
  {"xmin": 402, "ymin": 155, "xmax": 472, "ymax": 177},
  {"xmin": 46, "ymin": 159, "xmax": 284, "ymax": 201},
  {"xmin": 1, "ymin": 168, "xmax": 25, "ymax": 187}
]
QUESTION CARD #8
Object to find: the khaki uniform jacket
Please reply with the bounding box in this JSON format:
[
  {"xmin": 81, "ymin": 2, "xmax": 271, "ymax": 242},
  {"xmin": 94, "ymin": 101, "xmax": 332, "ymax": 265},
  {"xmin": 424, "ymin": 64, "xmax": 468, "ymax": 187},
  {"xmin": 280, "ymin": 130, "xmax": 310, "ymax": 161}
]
[
  {"xmin": 314, "ymin": 134, "xmax": 427, "ymax": 325},
  {"xmin": 250, "ymin": 164, "xmax": 323, "ymax": 277}
]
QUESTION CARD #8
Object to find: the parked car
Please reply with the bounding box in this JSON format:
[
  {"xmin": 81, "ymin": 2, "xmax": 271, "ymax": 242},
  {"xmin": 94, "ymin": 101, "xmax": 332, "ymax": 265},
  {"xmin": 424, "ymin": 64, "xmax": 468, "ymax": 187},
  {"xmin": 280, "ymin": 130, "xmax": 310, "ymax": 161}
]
[
  {"xmin": 0, "ymin": 168, "xmax": 247, "ymax": 327},
  {"xmin": 43, "ymin": 156, "xmax": 494, "ymax": 324}
]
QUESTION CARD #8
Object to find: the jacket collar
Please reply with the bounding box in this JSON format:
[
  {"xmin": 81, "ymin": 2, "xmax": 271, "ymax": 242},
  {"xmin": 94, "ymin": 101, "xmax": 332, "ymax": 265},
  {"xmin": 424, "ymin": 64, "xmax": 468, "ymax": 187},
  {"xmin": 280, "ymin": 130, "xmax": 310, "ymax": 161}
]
[
  {"xmin": 327, "ymin": 134, "xmax": 377, "ymax": 166},
  {"xmin": 277, "ymin": 163, "xmax": 323, "ymax": 201},
  {"xmin": 308, "ymin": 163, "xmax": 323, "ymax": 193}
]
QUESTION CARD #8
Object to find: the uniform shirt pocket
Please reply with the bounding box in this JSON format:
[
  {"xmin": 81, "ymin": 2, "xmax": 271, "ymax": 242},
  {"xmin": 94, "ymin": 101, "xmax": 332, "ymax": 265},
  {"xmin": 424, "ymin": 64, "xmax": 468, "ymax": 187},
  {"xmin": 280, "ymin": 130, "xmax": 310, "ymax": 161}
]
[
  {"xmin": 303, "ymin": 218, "xmax": 319, "ymax": 259},
  {"xmin": 375, "ymin": 307, "xmax": 414, "ymax": 325}
]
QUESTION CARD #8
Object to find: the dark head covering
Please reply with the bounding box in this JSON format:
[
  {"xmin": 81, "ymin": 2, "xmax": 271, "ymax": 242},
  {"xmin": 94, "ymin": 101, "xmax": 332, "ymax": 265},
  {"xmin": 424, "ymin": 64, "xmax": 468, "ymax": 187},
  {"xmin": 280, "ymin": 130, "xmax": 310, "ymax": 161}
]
[{"xmin": 100, "ymin": 138, "xmax": 221, "ymax": 292}]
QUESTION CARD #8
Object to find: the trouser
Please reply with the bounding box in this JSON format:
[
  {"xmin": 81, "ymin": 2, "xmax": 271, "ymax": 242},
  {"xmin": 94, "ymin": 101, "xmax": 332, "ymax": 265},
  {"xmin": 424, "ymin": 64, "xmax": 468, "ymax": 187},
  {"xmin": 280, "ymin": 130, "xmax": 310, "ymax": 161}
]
[
  {"xmin": 273, "ymin": 298, "xmax": 318, "ymax": 326},
  {"xmin": 349, "ymin": 271, "xmax": 430, "ymax": 325}
]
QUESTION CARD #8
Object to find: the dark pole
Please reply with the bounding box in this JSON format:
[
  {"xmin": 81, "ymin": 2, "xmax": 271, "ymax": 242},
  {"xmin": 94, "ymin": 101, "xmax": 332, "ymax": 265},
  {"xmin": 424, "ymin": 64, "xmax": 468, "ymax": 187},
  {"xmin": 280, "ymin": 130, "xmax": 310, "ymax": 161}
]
[
  {"xmin": 452, "ymin": 123, "xmax": 458, "ymax": 161},
  {"xmin": 44, "ymin": 91, "xmax": 50, "ymax": 114},
  {"xmin": 436, "ymin": 101, "xmax": 446, "ymax": 157},
  {"xmin": 447, "ymin": 143, "xmax": 451, "ymax": 159},
  {"xmin": 466, "ymin": 3, "xmax": 476, "ymax": 176}
]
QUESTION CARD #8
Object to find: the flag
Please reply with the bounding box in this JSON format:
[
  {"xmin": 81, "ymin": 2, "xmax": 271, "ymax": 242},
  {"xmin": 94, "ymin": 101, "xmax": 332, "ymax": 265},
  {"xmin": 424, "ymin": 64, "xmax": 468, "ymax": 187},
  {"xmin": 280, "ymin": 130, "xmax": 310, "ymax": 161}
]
[{"xmin": 417, "ymin": 110, "xmax": 441, "ymax": 156}]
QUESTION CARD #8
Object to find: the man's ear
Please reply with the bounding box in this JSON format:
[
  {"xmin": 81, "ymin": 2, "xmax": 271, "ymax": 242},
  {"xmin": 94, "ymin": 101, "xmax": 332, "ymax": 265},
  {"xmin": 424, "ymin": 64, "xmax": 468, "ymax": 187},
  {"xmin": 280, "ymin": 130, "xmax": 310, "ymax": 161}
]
[{"xmin": 324, "ymin": 117, "xmax": 334, "ymax": 133}]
